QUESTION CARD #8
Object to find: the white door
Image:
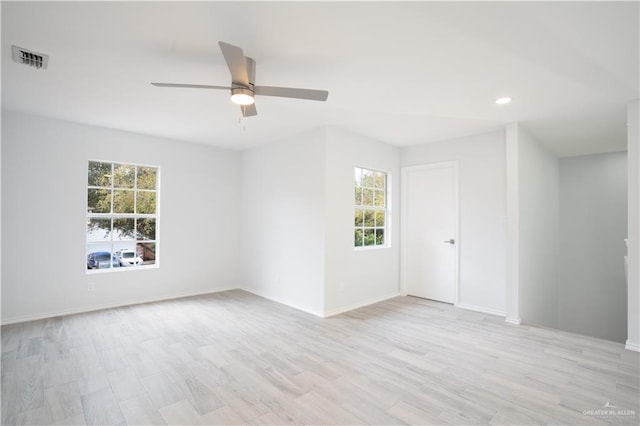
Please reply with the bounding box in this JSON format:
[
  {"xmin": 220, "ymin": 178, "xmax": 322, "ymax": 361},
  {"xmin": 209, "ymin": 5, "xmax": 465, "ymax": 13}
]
[{"xmin": 402, "ymin": 162, "xmax": 458, "ymax": 303}]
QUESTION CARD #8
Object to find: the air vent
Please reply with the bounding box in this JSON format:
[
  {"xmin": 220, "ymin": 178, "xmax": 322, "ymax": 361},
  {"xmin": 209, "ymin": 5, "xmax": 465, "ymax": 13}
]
[{"xmin": 12, "ymin": 46, "xmax": 49, "ymax": 69}]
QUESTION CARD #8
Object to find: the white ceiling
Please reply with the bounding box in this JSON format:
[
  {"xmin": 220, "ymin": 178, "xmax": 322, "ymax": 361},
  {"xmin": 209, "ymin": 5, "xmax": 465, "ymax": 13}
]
[{"xmin": 2, "ymin": 1, "xmax": 638, "ymax": 155}]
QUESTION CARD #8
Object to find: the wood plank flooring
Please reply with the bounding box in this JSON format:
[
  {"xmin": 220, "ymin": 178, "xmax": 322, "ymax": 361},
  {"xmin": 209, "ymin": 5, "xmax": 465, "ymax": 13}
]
[{"xmin": 1, "ymin": 290, "xmax": 638, "ymax": 425}]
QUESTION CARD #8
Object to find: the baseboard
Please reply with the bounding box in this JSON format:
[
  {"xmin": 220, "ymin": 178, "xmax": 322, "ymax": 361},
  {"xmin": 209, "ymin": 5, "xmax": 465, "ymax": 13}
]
[
  {"xmin": 0, "ymin": 286, "xmax": 239, "ymax": 325},
  {"xmin": 505, "ymin": 317, "xmax": 522, "ymax": 325},
  {"xmin": 455, "ymin": 303, "xmax": 506, "ymax": 317},
  {"xmin": 323, "ymin": 291, "xmax": 400, "ymax": 318},
  {"xmin": 240, "ymin": 287, "xmax": 325, "ymax": 318},
  {"xmin": 625, "ymin": 339, "xmax": 640, "ymax": 352},
  {"xmin": 240, "ymin": 287, "xmax": 400, "ymax": 318}
]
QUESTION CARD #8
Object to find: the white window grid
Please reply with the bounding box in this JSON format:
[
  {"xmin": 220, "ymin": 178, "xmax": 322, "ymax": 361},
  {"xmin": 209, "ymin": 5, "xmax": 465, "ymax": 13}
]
[
  {"xmin": 86, "ymin": 160, "xmax": 159, "ymax": 272},
  {"xmin": 354, "ymin": 167, "xmax": 387, "ymax": 248}
]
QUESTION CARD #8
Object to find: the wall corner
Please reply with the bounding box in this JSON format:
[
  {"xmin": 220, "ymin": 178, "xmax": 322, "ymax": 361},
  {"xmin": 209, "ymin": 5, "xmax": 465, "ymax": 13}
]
[
  {"xmin": 627, "ymin": 99, "xmax": 640, "ymax": 350},
  {"xmin": 505, "ymin": 123, "xmax": 520, "ymax": 323}
]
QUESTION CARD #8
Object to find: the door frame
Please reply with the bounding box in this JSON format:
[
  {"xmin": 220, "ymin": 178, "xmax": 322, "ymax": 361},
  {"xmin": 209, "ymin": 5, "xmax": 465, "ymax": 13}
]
[{"xmin": 400, "ymin": 161, "xmax": 460, "ymax": 304}]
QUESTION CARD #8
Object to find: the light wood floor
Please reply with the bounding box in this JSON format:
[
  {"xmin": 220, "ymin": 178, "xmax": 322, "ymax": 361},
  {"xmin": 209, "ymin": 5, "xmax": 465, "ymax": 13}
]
[{"xmin": 1, "ymin": 290, "xmax": 638, "ymax": 425}]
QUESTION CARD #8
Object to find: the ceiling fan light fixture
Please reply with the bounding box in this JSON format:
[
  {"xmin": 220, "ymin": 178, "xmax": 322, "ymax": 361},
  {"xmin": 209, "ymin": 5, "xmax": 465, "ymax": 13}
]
[{"xmin": 231, "ymin": 88, "xmax": 255, "ymax": 105}]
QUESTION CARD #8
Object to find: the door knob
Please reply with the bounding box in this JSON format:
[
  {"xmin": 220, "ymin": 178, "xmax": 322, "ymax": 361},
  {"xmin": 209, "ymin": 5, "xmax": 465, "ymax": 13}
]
[{"xmin": 443, "ymin": 239, "xmax": 455, "ymax": 244}]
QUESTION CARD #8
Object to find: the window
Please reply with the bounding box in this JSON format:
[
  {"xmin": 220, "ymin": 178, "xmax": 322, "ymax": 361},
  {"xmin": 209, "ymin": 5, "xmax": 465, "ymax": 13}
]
[
  {"xmin": 354, "ymin": 167, "xmax": 387, "ymax": 248},
  {"xmin": 87, "ymin": 161, "xmax": 158, "ymax": 271}
]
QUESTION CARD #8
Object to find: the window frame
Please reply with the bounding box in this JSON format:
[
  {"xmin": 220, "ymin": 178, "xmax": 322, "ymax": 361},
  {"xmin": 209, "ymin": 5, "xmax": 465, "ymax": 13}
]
[
  {"xmin": 354, "ymin": 166, "xmax": 389, "ymax": 250},
  {"xmin": 86, "ymin": 160, "xmax": 160, "ymax": 274}
]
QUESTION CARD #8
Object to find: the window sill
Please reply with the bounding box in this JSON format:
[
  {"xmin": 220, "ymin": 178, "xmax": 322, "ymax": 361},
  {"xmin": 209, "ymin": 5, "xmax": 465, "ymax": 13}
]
[
  {"xmin": 354, "ymin": 245, "xmax": 390, "ymax": 252},
  {"xmin": 86, "ymin": 263, "xmax": 159, "ymax": 274}
]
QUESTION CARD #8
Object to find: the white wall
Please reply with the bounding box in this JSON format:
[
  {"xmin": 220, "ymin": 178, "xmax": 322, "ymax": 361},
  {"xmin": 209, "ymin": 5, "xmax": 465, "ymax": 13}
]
[
  {"xmin": 323, "ymin": 127, "xmax": 400, "ymax": 315},
  {"xmin": 558, "ymin": 152, "xmax": 628, "ymax": 343},
  {"xmin": 516, "ymin": 125, "xmax": 560, "ymax": 328},
  {"xmin": 240, "ymin": 128, "xmax": 326, "ymax": 316},
  {"xmin": 400, "ymin": 131, "xmax": 507, "ymax": 315},
  {"xmin": 1, "ymin": 110, "xmax": 241, "ymax": 323},
  {"xmin": 240, "ymin": 127, "xmax": 401, "ymax": 317},
  {"xmin": 627, "ymin": 100, "xmax": 640, "ymax": 351},
  {"xmin": 5, "ymin": 108, "xmax": 633, "ymax": 345}
]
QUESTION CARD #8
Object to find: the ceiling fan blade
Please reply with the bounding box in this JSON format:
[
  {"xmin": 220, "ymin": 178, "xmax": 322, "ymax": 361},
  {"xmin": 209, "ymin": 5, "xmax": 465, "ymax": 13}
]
[
  {"xmin": 151, "ymin": 83, "xmax": 230, "ymax": 90},
  {"xmin": 254, "ymin": 86, "xmax": 329, "ymax": 101},
  {"xmin": 240, "ymin": 103, "xmax": 257, "ymax": 117},
  {"xmin": 218, "ymin": 41, "xmax": 249, "ymax": 86}
]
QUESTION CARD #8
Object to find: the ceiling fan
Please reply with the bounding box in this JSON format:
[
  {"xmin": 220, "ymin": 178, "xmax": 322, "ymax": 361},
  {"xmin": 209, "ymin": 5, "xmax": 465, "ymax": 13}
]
[{"xmin": 151, "ymin": 41, "xmax": 329, "ymax": 117}]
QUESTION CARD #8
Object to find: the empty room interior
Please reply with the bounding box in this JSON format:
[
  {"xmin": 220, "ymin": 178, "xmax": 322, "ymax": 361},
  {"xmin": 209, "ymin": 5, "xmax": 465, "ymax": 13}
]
[{"xmin": 1, "ymin": 1, "xmax": 639, "ymax": 425}]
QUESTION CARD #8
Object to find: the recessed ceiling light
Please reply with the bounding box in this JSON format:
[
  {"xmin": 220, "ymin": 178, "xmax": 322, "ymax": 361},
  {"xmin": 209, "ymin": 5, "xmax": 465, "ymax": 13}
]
[{"xmin": 495, "ymin": 97, "xmax": 512, "ymax": 105}]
